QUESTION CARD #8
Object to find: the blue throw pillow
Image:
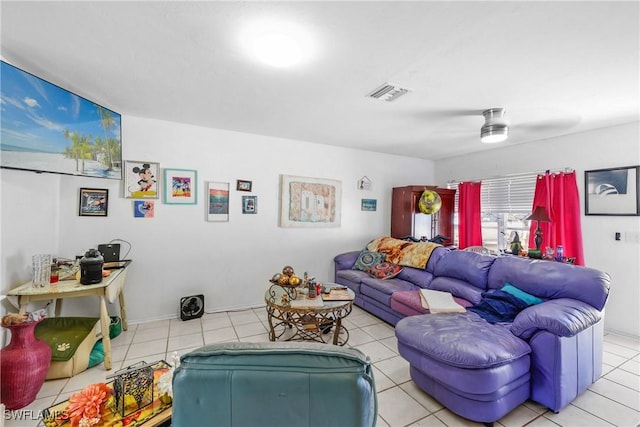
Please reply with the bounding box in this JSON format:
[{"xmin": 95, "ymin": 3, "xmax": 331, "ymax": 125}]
[
  {"xmin": 352, "ymin": 250, "xmax": 386, "ymax": 271},
  {"xmin": 501, "ymin": 283, "xmax": 543, "ymax": 306}
]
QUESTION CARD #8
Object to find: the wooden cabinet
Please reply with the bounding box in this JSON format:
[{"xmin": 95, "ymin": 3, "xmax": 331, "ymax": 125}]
[{"xmin": 391, "ymin": 185, "xmax": 456, "ymax": 246}]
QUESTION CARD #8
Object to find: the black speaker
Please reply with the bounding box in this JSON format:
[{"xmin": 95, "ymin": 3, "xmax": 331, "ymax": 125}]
[{"xmin": 180, "ymin": 294, "xmax": 204, "ymax": 321}]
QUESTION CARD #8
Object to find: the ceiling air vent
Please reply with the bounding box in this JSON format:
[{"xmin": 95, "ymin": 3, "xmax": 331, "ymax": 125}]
[{"xmin": 366, "ymin": 83, "xmax": 410, "ymax": 102}]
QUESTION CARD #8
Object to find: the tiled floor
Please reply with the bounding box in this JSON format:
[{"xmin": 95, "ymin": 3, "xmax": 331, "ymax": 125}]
[{"xmin": 7, "ymin": 306, "xmax": 640, "ymax": 427}]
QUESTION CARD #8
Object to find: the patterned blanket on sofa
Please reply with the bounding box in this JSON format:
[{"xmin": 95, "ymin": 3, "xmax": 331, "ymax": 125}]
[{"xmin": 367, "ymin": 237, "xmax": 441, "ymax": 269}]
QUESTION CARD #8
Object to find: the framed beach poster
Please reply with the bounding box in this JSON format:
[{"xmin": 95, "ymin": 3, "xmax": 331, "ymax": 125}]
[
  {"xmin": 207, "ymin": 181, "xmax": 229, "ymax": 221},
  {"xmin": 164, "ymin": 168, "xmax": 197, "ymax": 204},
  {"xmin": 585, "ymin": 165, "xmax": 640, "ymax": 216},
  {"xmin": 79, "ymin": 188, "xmax": 108, "ymax": 216},
  {"xmin": 279, "ymin": 175, "xmax": 342, "ymax": 228},
  {"xmin": 124, "ymin": 161, "xmax": 159, "ymax": 199}
]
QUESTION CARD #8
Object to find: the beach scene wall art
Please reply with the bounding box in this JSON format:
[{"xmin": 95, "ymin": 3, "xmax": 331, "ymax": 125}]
[
  {"xmin": 0, "ymin": 60, "xmax": 122, "ymax": 179},
  {"xmin": 207, "ymin": 181, "xmax": 229, "ymax": 221}
]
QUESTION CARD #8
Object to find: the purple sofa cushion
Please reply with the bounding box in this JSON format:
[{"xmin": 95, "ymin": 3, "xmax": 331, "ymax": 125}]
[
  {"xmin": 434, "ymin": 250, "xmax": 496, "ymax": 290},
  {"xmin": 487, "ymin": 256, "xmax": 610, "ymax": 310},
  {"xmin": 395, "ymin": 313, "xmax": 531, "ymax": 369},
  {"xmin": 335, "ymin": 269, "xmax": 368, "ymax": 283},
  {"xmin": 335, "ymin": 269, "xmax": 368, "ymax": 294},
  {"xmin": 400, "ymin": 344, "xmax": 530, "ymax": 396},
  {"xmin": 360, "ymin": 277, "xmax": 417, "ymax": 305},
  {"xmin": 334, "ymin": 251, "xmax": 360, "ymax": 271},
  {"xmin": 396, "ymin": 266, "xmax": 435, "ymax": 288},
  {"xmin": 429, "ymin": 276, "xmax": 484, "ymax": 305},
  {"xmin": 511, "ymin": 299, "xmax": 604, "ymax": 339},
  {"xmin": 424, "ymin": 246, "xmax": 450, "ymax": 273}
]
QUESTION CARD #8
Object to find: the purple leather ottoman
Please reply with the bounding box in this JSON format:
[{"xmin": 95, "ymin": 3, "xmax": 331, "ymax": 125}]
[
  {"xmin": 395, "ymin": 313, "xmax": 531, "ymax": 424},
  {"xmin": 390, "ymin": 290, "xmax": 472, "ymax": 317}
]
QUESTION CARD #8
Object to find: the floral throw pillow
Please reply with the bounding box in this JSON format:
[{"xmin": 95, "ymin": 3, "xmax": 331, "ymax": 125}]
[
  {"xmin": 366, "ymin": 262, "xmax": 403, "ymax": 279},
  {"xmin": 352, "ymin": 250, "xmax": 386, "ymax": 271}
]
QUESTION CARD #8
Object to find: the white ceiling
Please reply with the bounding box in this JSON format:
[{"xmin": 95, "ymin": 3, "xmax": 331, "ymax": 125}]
[{"xmin": 2, "ymin": 1, "xmax": 638, "ymax": 160}]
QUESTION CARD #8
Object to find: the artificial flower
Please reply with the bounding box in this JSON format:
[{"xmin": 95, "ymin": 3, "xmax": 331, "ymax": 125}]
[{"xmin": 67, "ymin": 383, "xmax": 110, "ymax": 427}]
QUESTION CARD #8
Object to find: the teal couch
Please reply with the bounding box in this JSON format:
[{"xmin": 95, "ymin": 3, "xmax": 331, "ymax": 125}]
[{"xmin": 172, "ymin": 341, "xmax": 377, "ymax": 427}]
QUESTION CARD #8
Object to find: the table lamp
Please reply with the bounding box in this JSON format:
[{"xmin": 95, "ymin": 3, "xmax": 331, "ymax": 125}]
[{"xmin": 526, "ymin": 206, "xmax": 551, "ymax": 251}]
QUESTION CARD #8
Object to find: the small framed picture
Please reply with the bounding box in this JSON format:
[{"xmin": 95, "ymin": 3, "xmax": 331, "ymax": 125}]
[
  {"xmin": 164, "ymin": 168, "xmax": 197, "ymax": 204},
  {"xmin": 133, "ymin": 200, "xmax": 155, "ymax": 218},
  {"xmin": 361, "ymin": 199, "xmax": 377, "ymax": 212},
  {"xmin": 124, "ymin": 160, "xmax": 159, "ymax": 199},
  {"xmin": 242, "ymin": 196, "xmax": 257, "ymax": 214},
  {"xmin": 236, "ymin": 180, "xmax": 252, "ymax": 192},
  {"xmin": 79, "ymin": 188, "xmax": 109, "ymax": 216}
]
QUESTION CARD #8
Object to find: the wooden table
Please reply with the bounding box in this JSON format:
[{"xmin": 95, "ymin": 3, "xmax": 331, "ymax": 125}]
[{"xmin": 7, "ymin": 262, "xmax": 130, "ymax": 370}]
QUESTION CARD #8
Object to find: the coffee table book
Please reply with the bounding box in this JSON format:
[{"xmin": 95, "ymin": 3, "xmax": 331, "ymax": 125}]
[{"xmin": 322, "ymin": 288, "xmax": 353, "ymax": 301}]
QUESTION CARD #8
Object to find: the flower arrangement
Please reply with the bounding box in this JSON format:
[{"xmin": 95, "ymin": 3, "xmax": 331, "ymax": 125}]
[
  {"xmin": 67, "ymin": 383, "xmax": 112, "ymax": 427},
  {"xmin": 157, "ymin": 351, "xmax": 179, "ymax": 403},
  {"xmin": 43, "ymin": 360, "xmax": 173, "ymax": 427}
]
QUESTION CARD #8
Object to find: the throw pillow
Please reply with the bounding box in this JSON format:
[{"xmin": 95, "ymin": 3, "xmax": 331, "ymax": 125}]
[
  {"xmin": 501, "ymin": 283, "xmax": 543, "ymax": 306},
  {"xmin": 352, "ymin": 250, "xmax": 386, "ymax": 271},
  {"xmin": 366, "ymin": 262, "xmax": 403, "ymax": 279}
]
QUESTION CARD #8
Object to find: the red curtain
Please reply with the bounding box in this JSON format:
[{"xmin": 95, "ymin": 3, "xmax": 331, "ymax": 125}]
[
  {"xmin": 528, "ymin": 171, "xmax": 585, "ymax": 265},
  {"xmin": 458, "ymin": 181, "xmax": 482, "ymax": 249}
]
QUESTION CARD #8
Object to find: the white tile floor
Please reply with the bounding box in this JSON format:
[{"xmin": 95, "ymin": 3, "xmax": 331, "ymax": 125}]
[{"xmin": 7, "ymin": 306, "xmax": 640, "ymax": 427}]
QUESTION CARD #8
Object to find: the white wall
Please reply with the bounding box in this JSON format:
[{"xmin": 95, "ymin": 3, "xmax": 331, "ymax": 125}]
[
  {"xmin": 435, "ymin": 122, "xmax": 640, "ymax": 338},
  {"xmin": 1, "ymin": 116, "xmax": 434, "ymax": 323}
]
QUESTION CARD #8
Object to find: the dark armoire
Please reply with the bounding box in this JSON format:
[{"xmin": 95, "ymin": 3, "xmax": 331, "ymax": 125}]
[{"xmin": 391, "ymin": 185, "xmax": 456, "ymax": 246}]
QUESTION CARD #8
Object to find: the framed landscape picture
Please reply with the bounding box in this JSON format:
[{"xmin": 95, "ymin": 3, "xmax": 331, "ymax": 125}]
[
  {"xmin": 279, "ymin": 174, "xmax": 342, "ymax": 228},
  {"xmin": 585, "ymin": 165, "xmax": 640, "ymax": 216},
  {"xmin": 79, "ymin": 188, "xmax": 108, "ymax": 216},
  {"xmin": 207, "ymin": 181, "xmax": 229, "ymax": 221},
  {"xmin": 124, "ymin": 161, "xmax": 159, "ymax": 199},
  {"xmin": 361, "ymin": 199, "xmax": 377, "ymax": 211},
  {"xmin": 164, "ymin": 168, "xmax": 197, "ymax": 204}
]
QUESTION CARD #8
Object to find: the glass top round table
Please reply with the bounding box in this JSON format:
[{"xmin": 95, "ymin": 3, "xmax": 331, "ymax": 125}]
[{"xmin": 264, "ymin": 283, "xmax": 354, "ymax": 346}]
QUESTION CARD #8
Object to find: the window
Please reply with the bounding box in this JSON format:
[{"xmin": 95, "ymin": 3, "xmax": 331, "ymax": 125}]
[{"xmin": 448, "ymin": 173, "xmax": 537, "ymax": 252}]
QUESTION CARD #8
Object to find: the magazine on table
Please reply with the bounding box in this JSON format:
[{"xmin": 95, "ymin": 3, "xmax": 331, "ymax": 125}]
[{"xmin": 321, "ymin": 286, "xmax": 353, "ymax": 301}]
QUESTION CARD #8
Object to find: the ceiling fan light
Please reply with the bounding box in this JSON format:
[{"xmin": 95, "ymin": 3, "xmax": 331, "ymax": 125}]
[
  {"xmin": 480, "ymin": 108, "xmax": 508, "ymax": 143},
  {"xmin": 481, "ymin": 123, "xmax": 509, "ymax": 143}
]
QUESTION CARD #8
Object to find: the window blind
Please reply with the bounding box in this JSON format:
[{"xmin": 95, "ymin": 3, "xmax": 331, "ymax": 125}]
[{"xmin": 447, "ymin": 172, "xmax": 537, "ymax": 214}]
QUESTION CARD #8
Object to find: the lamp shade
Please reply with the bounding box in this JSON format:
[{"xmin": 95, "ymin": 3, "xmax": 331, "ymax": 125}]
[{"xmin": 526, "ymin": 206, "xmax": 551, "ymax": 222}]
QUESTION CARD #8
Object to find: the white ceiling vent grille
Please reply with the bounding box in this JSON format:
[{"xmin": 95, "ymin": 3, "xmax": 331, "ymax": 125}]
[{"xmin": 366, "ymin": 83, "xmax": 410, "ymax": 102}]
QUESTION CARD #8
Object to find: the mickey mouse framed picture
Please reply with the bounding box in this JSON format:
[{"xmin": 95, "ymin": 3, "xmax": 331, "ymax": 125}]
[{"xmin": 124, "ymin": 160, "xmax": 159, "ymax": 199}]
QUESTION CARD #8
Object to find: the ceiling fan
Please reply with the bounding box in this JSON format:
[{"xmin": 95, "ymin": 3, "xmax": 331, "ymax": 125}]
[{"xmin": 421, "ymin": 107, "xmax": 582, "ymax": 145}]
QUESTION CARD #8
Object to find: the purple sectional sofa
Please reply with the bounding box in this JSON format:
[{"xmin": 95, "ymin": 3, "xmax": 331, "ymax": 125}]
[{"xmin": 333, "ymin": 247, "xmax": 610, "ymax": 424}]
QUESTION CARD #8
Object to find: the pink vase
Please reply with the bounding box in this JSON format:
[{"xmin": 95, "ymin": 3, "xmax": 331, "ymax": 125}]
[{"xmin": 0, "ymin": 320, "xmax": 52, "ymax": 410}]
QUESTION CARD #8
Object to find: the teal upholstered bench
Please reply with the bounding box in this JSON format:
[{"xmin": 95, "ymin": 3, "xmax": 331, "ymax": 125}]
[{"xmin": 172, "ymin": 341, "xmax": 377, "ymax": 427}]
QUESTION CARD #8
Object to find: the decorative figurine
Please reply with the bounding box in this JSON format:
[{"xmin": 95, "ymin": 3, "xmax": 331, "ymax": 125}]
[{"xmin": 509, "ymin": 232, "xmax": 522, "ymax": 255}]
